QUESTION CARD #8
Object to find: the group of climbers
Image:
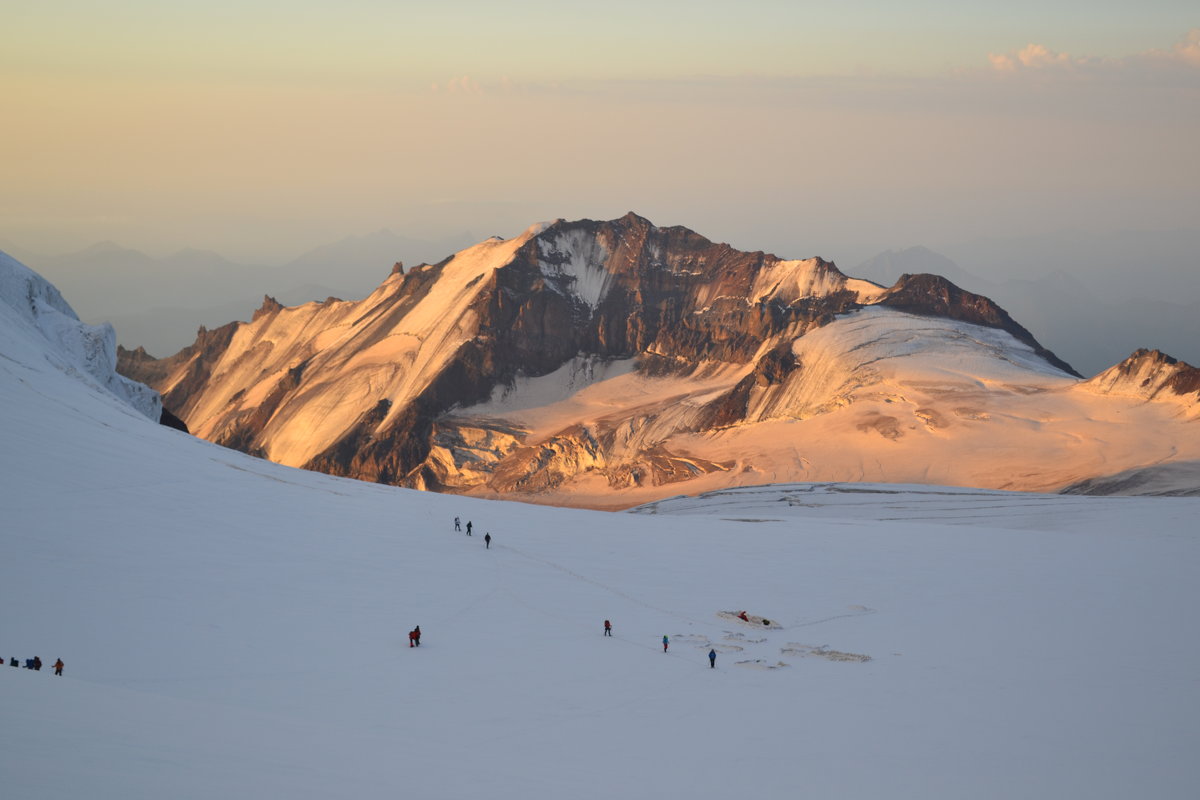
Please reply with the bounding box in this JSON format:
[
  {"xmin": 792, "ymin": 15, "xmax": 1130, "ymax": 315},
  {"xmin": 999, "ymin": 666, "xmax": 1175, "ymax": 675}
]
[
  {"xmin": 454, "ymin": 517, "xmax": 492, "ymax": 548},
  {"xmin": 605, "ymin": 624, "xmax": 719, "ymax": 668},
  {"xmin": 443, "ymin": 516, "xmax": 722, "ymax": 668},
  {"xmin": 6, "ymin": 656, "xmax": 63, "ymax": 675}
]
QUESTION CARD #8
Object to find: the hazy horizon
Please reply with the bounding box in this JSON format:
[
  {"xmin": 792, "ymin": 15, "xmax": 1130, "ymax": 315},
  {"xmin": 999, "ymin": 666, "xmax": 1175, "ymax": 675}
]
[{"xmin": 4, "ymin": 213, "xmax": 1200, "ymax": 279}]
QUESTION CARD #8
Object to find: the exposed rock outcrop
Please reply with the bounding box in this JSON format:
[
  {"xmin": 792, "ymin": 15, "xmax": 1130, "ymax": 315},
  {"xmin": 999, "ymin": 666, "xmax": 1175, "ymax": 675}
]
[{"xmin": 1081, "ymin": 349, "xmax": 1200, "ymax": 407}]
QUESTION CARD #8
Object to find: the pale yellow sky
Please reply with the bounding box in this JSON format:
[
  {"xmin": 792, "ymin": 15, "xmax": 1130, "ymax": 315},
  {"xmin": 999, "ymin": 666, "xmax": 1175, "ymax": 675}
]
[{"xmin": 1, "ymin": 2, "xmax": 1197, "ymax": 262}]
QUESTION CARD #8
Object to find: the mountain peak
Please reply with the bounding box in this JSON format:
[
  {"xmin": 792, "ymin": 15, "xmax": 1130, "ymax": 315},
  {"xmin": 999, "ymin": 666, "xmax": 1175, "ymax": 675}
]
[
  {"xmin": 1085, "ymin": 349, "xmax": 1200, "ymax": 405},
  {"xmin": 252, "ymin": 295, "xmax": 284, "ymax": 321},
  {"xmin": 79, "ymin": 240, "xmax": 129, "ymax": 255},
  {"xmin": 115, "ymin": 213, "xmax": 1156, "ymax": 505},
  {"xmin": 617, "ymin": 210, "xmax": 654, "ymax": 227}
]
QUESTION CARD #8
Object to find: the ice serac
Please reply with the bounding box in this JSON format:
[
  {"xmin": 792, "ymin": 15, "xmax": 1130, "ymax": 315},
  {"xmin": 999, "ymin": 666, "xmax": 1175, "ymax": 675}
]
[
  {"xmin": 116, "ymin": 214, "xmax": 1200, "ymax": 507},
  {"xmin": 0, "ymin": 251, "xmax": 162, "ymax": 422}
]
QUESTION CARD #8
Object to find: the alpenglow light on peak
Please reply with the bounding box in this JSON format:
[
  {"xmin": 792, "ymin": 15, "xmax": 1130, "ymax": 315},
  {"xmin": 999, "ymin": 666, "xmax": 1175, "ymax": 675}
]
[
  {"xmin": 117, "ymin": 214, "xmax": 1198, "ymax": 507},
  {"xmin": 1080, "ymin": 348, "xmax": 1200, "ymax": 419}
]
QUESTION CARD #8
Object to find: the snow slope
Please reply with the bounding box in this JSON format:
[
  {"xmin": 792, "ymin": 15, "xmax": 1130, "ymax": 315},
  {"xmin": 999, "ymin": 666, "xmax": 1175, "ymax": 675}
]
[
  {"xmin": 465, "ymin": 306, "xmax": 1200, "ymax": 507},
  {"xmin": 3, "ymin": 265, "xmax": 1200, "ymax": 799},
  {"xmin": 168, "ymin": 228, "xmax": 538, "ymax": 468}
]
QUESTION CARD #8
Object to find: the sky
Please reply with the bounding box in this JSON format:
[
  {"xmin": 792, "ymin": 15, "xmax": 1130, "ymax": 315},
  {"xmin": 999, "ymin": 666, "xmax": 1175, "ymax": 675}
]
[{"xmin": 1, "ymin": 1, "xmax": 1198, "ymax": 266}]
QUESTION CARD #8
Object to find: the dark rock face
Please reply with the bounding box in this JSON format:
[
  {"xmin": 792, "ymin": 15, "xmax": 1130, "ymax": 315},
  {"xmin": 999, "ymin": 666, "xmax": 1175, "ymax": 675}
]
[
  {"xmin": 1119, "ymin": 349, "xmax": 1200, "ymax": 397},
  {"xmin": 117, "ymin": 213, "xmax": 1084, "ymax": 501},
  {"xmin": 159, "ymin": 406, "xmax": 190, "ymax": 433},
  {"xmin": 1164, "ymin": 359, "xmax": 1200, "ymax": 396},
  {"xmin": 307, "ymin": 399, "xmax": 432, "ymax": 486}
]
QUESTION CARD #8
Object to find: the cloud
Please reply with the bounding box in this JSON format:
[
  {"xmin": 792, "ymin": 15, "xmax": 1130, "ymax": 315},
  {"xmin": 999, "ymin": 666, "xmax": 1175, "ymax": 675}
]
[
  {"xmin": 988, "ymin": 43, "xmax": 1077, "ymax": 73},
  {"xmin": 1147, "ymin": 28, "xmax": 1200, "ymax": 68},
  {"xmin": 988, "ymin": 28, "xmax": 1200, "ymax": 77},
  {"xmin": 429, "ymin": 75, "xmax": 537, "ymax": 96},
  {"xmin": 421, "ymin": 30, "xmax": 1200, "ymax": 108},
  {"xmin": 430, "ymin": 75, "xmax": 483, "ymax": 95}
]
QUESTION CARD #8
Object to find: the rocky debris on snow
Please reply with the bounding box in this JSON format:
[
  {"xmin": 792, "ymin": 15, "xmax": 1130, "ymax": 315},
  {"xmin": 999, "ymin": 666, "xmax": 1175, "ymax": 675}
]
[
  {"xmin": 735, "ymin": 660, "xmax": 791, "ymax": 670},
  {"xmin": 781, "ymin": 644, "xmax": 872, "ymax": 663}
]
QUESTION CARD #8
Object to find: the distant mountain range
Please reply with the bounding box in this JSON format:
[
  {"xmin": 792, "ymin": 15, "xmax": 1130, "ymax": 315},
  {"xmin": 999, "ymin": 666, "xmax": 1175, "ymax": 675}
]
[
  {"xmin": 6, "ymin": 228, "xmax": 1196, "ymax": 378},
  {"xmin": 5, "ymin": 230, "xmax": 476, "ymax": 356},
  {"xmin": 112, "ymin": 214, "xmax": 1200, "ymax": 507}
]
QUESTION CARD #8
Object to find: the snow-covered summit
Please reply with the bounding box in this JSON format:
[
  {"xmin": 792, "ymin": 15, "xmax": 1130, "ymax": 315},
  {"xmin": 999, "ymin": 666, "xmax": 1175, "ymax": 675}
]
[
  {"xmin": 749, "ymin": 257, "xmax": 885, "ymax": 306},
  {"xmin": 0, "ymin": 251, "xmax": 161, "ymax": 421}
]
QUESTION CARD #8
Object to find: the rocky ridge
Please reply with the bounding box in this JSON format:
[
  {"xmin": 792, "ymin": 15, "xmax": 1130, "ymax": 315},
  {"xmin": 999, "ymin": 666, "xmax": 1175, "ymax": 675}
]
[{"xmin": 1081, "ymin": 348, "xmax": 1200, "ymax": 417}]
